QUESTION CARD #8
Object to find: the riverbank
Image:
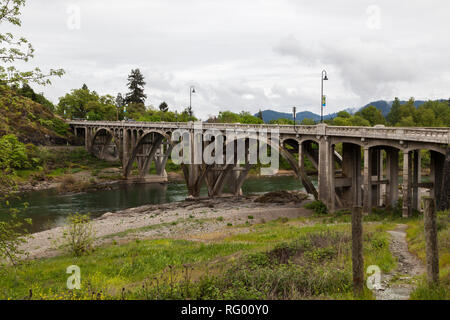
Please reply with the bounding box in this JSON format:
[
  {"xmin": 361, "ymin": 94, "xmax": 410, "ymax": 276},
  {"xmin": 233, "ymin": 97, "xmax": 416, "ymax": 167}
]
[
  {"xmin": 20, "ymin": 191, "xmax": 312, "ymax": 260},
  {"xmin": 3, "ymin": 195, "xmax": 448, "ymax": 300}
]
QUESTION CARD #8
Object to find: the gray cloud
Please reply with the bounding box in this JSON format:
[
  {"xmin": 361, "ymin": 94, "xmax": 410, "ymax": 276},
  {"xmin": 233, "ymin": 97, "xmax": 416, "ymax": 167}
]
[{"xmin": 10, "ymin": 0, "xmax": 450, "ymax": 119}]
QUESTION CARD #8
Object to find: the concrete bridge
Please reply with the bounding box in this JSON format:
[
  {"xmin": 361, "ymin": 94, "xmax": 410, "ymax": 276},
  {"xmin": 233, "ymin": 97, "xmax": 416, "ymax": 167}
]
[{"xmin": 69, "ymin": 120, "xmax": 450, "ymax": 216}]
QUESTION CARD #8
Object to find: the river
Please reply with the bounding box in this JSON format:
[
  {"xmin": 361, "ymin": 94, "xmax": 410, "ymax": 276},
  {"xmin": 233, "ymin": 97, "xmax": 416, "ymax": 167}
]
[{"xmin": 1, "ymin": 175, "xmax": 311, "ymax": 234}]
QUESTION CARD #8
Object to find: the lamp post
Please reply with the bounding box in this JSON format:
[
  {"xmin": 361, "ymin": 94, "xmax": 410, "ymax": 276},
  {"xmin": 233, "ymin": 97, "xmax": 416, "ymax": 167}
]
[
  {"xmin": 189, "ymin": 86, "xmax": 196, "ymax": 116},
  {"xmin": 321, "ymin": 70, "xmax": 328, "ymax": 123}
]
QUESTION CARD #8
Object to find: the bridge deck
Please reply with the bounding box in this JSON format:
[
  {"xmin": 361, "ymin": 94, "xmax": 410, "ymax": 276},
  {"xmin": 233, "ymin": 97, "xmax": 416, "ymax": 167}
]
[{"xmin": 68, "ymin": 120, "xmax": 450, "ymax": 144}]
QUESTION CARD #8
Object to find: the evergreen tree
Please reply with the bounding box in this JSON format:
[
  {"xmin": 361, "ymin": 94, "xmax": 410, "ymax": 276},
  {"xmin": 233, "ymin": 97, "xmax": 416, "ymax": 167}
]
[
  {"xmin": 185, "ymin": 106, "xmax": 194, "ymax": 117},
  {"xmin": 125, "ymin": 69, "xmax": 147, "ymax": 105},
  {"xmin": 387, "ymin": 97, "xmax": 401, "ymax": 125},
  {"xmin": 257, "ymin": 109, "xmax": 263, "ymax": 120},
  {"xmin": 115, "ymin": 93, "xmax": 125, "ymax": 108},
  {"xmin": 159, "ymin": 101, "xmax": 169, "ymax": 112}
]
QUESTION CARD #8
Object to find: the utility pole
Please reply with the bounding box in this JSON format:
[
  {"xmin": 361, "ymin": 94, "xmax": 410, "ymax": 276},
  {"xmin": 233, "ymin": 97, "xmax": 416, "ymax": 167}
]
[{"xmin": 321, "ymin": 70, "xmax": 328, "ymax": 123}]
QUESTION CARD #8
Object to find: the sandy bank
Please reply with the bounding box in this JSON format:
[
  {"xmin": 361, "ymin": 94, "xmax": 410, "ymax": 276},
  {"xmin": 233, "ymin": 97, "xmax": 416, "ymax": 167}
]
[{"xmin": 21, "ymin": 192, "xmax": 313, "ymax": 260}]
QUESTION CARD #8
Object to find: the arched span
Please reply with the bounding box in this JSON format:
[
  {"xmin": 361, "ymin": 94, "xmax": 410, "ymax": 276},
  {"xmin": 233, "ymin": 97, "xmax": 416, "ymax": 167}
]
[
  {"xmin": 217, "ymin": 136, "xmax": 318, "ymax": 199},
  {"xmin": 91, "ymin": 127, "xmax": 114, "ymax": 144},
  {"xmin": 124, "ymin": 130, "xmax": 173, "ymax": 177}
]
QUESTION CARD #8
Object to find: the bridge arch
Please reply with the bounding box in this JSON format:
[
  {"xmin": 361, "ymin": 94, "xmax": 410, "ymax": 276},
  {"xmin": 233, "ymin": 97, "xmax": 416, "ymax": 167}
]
[
  {"xmin": 90, "ymin": 127, "xmax": 119, "ymax": 160},
  {"xmin": 124, "ymin": 129, "xmax": 174, "ymax": 179},
  {"xmin": 192, "ymin": 135, "xmax": 318, "ymax": 199}
]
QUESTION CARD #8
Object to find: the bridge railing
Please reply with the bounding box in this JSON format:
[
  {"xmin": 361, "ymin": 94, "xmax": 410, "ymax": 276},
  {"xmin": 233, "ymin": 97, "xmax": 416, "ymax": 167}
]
[{"xmin": 68, "ymin": 120, "xmax": 450, "ymax": 144}]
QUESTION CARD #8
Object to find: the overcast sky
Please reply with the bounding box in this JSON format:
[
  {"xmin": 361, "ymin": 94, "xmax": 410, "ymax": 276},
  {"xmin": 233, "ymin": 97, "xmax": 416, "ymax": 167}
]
[{"xmin": 10, "ymin": 0, "xmax": 450, "ymax": 119}]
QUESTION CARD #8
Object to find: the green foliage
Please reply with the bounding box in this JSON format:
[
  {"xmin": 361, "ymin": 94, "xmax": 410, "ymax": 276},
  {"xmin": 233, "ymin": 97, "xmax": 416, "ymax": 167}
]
[
  {"xmin": 300, "ymin": 118, "xmax": 316, "ymax": 125},
  {"xmin": 136, "ymin": 107, "xmax": 197, "ymax": 122},
  {"xmin": 17, "ymin": 84, "xmax": 55, "ymax": 111},
  {"xmin": 387, "ymin": 97, "xmax": 401, "ymax": 125},
  {"xmin": 0, "ymin": 170, "xmax": 31, "ymax": 266},
  {"xmin": 355, "ymin": 105, "xmax": 386, "ymax": 126},
  {"xmin": 62, "ymin": 213, "xmax": 95, "ymax": 257},
  {"xmin": 0, "ymin": 86, "xmax": 70, "ymax": 143},
  {"xmin": 0, "ymin": 213, "xmax": 31, "ymax": 266},
  {"xmin": 0, "ymin": 0, "xmax": 64, "ymax": 86},
  {"xmin": 305, "ymin": 200, "xmax": 328, "ymax": 215},
  {"xmin": 57, "ymin": 85, "xmax": 116, "ymax": 120},
  {"xmin": 125, "ymin": 69, "xmax": 147, "ymax": 105},
  {"xmin": 330, "ymin": 97, "xmax": 449, "ymax": 127},
  {"xmin": 269, "ymin": 118, "xmax": 295, "ymax": 125},
  {"xmin": 0, "ymin": 134, "xmax": 31, "ymax": 170},
  {"xmin": 209, "ymin": 111, "xmax": 263, "ymax": 124}
]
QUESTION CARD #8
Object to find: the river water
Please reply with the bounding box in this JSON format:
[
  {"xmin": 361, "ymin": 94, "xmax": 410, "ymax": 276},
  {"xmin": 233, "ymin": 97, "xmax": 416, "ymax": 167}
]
[{"xmin": 1, "ymin": 176, "xmax": 311, "ymax": 234}]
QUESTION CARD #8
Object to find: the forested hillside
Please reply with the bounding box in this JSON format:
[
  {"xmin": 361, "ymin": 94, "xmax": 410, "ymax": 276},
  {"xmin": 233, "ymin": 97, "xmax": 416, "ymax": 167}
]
[{"xmin": 0, "ymin": 86, "xmax": 70, "ymax": 145}]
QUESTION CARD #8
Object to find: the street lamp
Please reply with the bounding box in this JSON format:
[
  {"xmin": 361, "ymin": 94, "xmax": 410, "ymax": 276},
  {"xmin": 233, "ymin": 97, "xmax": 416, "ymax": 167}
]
[
  {"xmin": 189, "ymin": 86, "xmax": 196, "ymax": 115},
  {"xmin": 321, "ymin": 70, "xmax": 328, "ymax": 123}
]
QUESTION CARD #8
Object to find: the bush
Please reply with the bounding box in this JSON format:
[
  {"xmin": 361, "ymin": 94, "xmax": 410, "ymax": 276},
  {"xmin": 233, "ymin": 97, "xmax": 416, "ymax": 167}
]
[
  {"xmin": 305, "ymin": 200, "xmax": 328, "ymax": 215},
  {"xmin": 62, "ymin": 213, "xmax": 95, "ymax": 257},
  {"xmin": 0, "ymin": 134, "xmax": 31, "ymax": 171}
]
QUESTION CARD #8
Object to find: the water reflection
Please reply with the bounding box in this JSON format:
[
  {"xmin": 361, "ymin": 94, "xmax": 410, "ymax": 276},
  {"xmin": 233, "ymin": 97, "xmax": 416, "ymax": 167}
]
[{"xmin": 0, "ymin": 175, "xmax": 309, "ymax": 233}]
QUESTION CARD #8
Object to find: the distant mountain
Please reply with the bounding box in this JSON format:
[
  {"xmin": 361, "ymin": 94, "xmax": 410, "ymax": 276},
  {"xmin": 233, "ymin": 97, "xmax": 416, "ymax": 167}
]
[
  {"xmin": 256, "ymin": 99, "xmax": 447, "ymax": 123},
  {"xmin": 257, "ymin": 109, "xmax": 338, "ymax": 123}
]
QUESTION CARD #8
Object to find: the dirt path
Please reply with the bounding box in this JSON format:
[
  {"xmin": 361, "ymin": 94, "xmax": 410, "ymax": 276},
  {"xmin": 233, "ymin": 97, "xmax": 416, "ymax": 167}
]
[{"xmin": 374, "ymin": 224, "xmax": 425, "ymax": 300}]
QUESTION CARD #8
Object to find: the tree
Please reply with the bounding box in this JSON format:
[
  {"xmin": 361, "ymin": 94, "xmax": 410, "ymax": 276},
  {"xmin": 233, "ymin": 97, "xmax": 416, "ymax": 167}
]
[
  {"xmin": 387, "ymin": 97, "xmax": 401, "ymax": 125},
  {"xmin": 185, "ymin": 106, "xmax": 194, "ymax": 118},
  {"xmin": 17, "ymin": 83, "xmax": 55, "ymax": 111},
  {"xmin": 397, "ymin": 97, "xmax": 417, "ymax": 126},
  {"xmin": 127, "ymin": 102, "xmax": 146, "ymax": 119},
  {"xmin": 337, "ymin": 110, "xmax": 351, "ymax": 118},
  {"xmin": 269, "ymin": 118, "xmax": 295, "ymax": 125},
  {"xmin": 0, "ymin": 134, "xmax": 32, "ymax": 266},
  {"xmin": 301, "ymin": 118, "xmax": 316, "ymax": 125},
  {"xmin": 348, "ymin": 115, "xmax": 371, "ymax": 127},
  {"xmin": 257, "ymin": 109, "xmax": 263, "ymax": 121},
  {"xmin": 125, "ymin": 69, "xmax": 147, "ymax": 105},
  {"xmin": 0, "ymin": 0, "xmax": 64, "ymax": 86},
  {"xmin": 356, "ymin": 105, "xmax": 385, "ymax": 126},
  {"xmin": 57, "ymin": 85, "xmax": 116, "ymax": 120},
  {"xmin": 159, "ymin": 101, "xmax": 169, "ymax": 112}
]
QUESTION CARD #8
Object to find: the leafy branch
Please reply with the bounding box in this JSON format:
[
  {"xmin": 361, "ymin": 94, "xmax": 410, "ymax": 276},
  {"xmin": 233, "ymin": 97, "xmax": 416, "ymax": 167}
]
[{"xmin": 0, "ymin": 0, "xmax": 64, "ymax": 85}]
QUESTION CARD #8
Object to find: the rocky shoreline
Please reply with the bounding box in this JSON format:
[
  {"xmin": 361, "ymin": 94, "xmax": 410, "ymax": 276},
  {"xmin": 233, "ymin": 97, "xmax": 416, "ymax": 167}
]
[
  {"xmin": 20, "ymin": 190, "xmax": 312, "ymax": 260},
  {"xmin": 15, "ymin": 169, "xmax": 297, "ymax": 194}
]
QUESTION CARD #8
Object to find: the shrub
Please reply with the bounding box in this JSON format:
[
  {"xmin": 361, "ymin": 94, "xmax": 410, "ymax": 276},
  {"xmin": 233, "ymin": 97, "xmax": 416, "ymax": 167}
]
[
  {"xmin": 62, "ymin": 213, "xmax": 95, "ymax": 257},
  {"xmin": 0, "ymin": 134, "xmax": 31, "ymax": 171},
  {"xmin": 305, "ymin": 200, "xmax": 328, "ymax": 215}
]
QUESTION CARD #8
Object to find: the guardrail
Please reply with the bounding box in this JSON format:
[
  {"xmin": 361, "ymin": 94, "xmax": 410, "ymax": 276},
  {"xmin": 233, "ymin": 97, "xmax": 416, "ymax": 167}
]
[{"xmin": 68, "ymin": 120, "xmax": 450, "ymax": 144}]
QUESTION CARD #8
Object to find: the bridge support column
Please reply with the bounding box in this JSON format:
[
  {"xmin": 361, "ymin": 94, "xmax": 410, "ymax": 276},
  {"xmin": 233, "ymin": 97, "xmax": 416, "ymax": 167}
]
[
  {"xmin": 402, "ymin": 151, "xmax": 412, "ymax": 217},
  {"xmin": 386, "ymin": 148, "xmax": 399, "ymax": 208},
  {"xmin": 371, "ymin": 149, "xmax": 383, "ymax": 208},
  {"xmin": 363, "ymin": 147, "xmax": 372, "ymax": 214},
  {"xmin": 298, "ymin": 142, "xmax": 304, "ymax": 171},
  {"xmin": 85, "ymin": 127, "xmax": 93, "ymax": 153},
  {"xmin": 122, "ymin": 129, "xmax": 130, "ymax": 177},
  {"xmin": 318, "ymin": 137, "xmax": 335, "ymax": 212},
  {"xmin": 438, "ymin": 147, "xmax": 450, "ymax": 211},
  {"xmin": 412, "ymin": 150, "xmax": 421, "ymax": 211},
  {"xmin": 341, "ymin": 143, "xmax": 362, "ymax": 207}
]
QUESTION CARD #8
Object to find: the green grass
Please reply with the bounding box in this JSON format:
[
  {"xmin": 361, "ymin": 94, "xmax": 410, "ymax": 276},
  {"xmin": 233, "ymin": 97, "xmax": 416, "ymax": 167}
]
[
  {"xmin": 0, "ymin": 215, "xmax": 398, "ymax": 300},
  {"xmin": 407, "ymin": 210, "xmax": 450, "ymax": 299},
  {"xmin": 0, "ymin": 239, "xmax": 257, "ymax": 300}
]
